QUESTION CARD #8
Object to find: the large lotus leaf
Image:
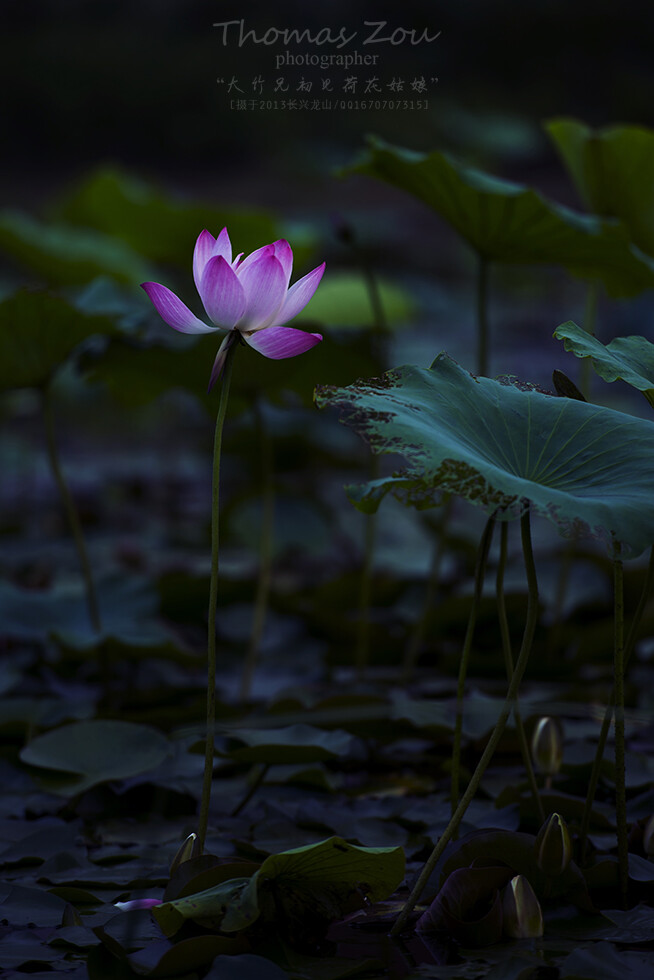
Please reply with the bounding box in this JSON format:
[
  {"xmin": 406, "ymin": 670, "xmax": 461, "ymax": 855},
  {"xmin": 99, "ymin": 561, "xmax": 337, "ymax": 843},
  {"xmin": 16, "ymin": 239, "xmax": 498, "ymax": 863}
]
[
  {"xmin": 546, "ymin": 118, "xmax": 654, "ymax": 256},
  {"xmin": 51, "ymin": 167, "xmax": 299, "ymax": 269},
  {"xmin": 0, "ymin": 210, "xmax": 152, "ymax": 285},
  {"xmin": 154, "ymin": 836, "xmax": 404, "ymax": 938},
  {"xmin": 19, "ymin": 720, "xmax": 170, "ymax": 796},
  {"xmin": 0, "ymin": 289, "xmax": 117, "ymax": 390},
  {"xmin": 554, "ymin": 320, "xmax": 654, "ymax": 409},
  {"xmin": 314, "ymin": 353, "xmax": 654, "ymax": 558},
  {"xmin": 344, "ymin": 136, "xmax": 654, "ymax": 297}
]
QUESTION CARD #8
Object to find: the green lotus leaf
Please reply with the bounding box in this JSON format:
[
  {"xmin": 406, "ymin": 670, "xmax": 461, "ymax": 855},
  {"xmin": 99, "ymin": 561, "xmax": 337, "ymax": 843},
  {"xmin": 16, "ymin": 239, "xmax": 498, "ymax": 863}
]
[
  {"xmin": 222, "ymin": 724, "xmax": 357, "ymax": 765},
  {"xmin": 153, "ymin": 836, "xmax": 405, "ymax": 938},
  {"xmin": 51, "ymin": 167, "xmax": 300, "ymax": 269},
  {"xmin": 315, "ymin": 353, "xmax": 654, "ymax": 558},
  {"xmin": 554, "ymin": 320, "xmax": 654, "ymax": 409},
  {"xmin": 0, "ymin": 574, "xmax": 179, "ymax": 654},
  {"xmin": 546, "ymin": 118, "xmax": 654, "ymax": 257},
  {"xmin": 0, "ymin": 210, "xmax": 152, "ymax": 285},
  {"xmin": 19, "ymin": 720, "xmax": 170, "ymax": 796},
  {"xmin": 0, "ymin": 289, "xmax": 117, "ymax": 391},
  {"xmin": 344, "ymin": 136, "xmax": 654, "ymax": 297}
]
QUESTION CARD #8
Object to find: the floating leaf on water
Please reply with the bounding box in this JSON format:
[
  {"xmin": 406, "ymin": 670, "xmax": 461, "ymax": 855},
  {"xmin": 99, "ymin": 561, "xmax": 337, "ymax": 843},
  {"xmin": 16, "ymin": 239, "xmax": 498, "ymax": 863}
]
[
  {"xmin": 223, "ymin": 724, "xmax": 357, "ymax": 766},
  {"xmin": 154, "ymin": 836, "xmax": 405, "ymax": 944},
  {"xmin": 19, "ymin": 720, "xmax": 171, "ymax": 797}
]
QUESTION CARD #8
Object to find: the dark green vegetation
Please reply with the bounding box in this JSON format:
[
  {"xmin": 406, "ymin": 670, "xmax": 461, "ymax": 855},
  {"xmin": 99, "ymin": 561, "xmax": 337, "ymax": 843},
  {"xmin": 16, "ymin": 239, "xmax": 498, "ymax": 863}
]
[{"xmin": 2, "ymin": 123, "xmax": 654, "ymax": 979}]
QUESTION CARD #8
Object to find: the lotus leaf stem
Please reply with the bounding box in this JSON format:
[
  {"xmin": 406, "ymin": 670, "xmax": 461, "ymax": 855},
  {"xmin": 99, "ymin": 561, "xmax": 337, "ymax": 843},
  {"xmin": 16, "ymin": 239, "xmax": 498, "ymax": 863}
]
[
  {"xmin": 42, "ymin": 386, "xmax": 101, "ymax": 635},
  {"xmin": 391, "ymin": 507, "xmax": 539, "ymax": 937},
  {"xmin": 613, "ymin": 556, "xmax": 628, "ymax": 906},
  {"xmin": 451, "ymin": 516, "xmax": 495, "ymax": 815},
  {"xmin": 496, "ymin": 521, "xmax": 544, "ymax": 823},
  {"xmin": 578, "ymin": 544, "xmax": 654, "ymax": 863},
  {"xmin": 402, "ymin": 496, "xmax": 453, "ymax": 681},
  {"xmin": 580, "ymin": 280, "xmax": 599, "ymax": 400},
  {"xmin": 477, "ymin": 254, "xmax": 489, "ymax": 377}
]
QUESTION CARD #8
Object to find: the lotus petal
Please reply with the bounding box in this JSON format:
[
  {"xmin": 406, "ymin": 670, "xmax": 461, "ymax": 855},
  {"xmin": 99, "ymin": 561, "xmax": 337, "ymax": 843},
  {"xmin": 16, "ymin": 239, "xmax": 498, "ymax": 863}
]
[
  {"xmin": 276, "ymin": 263, "xmax": 326, "ymax": 324},
  {"xmin": 200, "ymin": 256, "xmax": 246, "ymax": 329},
  {"xmin": 140, "ymin": 282, "xmax": 216, "ymax": 334},
  {"xmin": 237, "ymin": 254, "xmax": 287, "ymax": 331},
  {"xmin": 272, "ymin": 239, "xmax": 293, "ymax": 285},
  {"xmin": 244, "ymin": 325, "xmax": 322, "ymax": 359}
]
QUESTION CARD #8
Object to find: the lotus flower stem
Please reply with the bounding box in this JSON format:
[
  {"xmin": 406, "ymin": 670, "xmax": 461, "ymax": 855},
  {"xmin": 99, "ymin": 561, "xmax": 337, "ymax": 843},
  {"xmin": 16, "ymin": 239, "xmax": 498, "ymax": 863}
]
[
  {"xmin": 476, "ymin": 254, "xmax": 489, "ymax": 377},
  {"xmin": 578, "ymin": 544, "xmax": 654, "ymax": 862},
  {"xmin": 240, "ymin": 399, "xmax": 275, "ymax": 702},
  {"xmin": 197, "ymin": 342, "xmax": 237, "ymax": 853},
  {"xmin": 613, "ymin": 556, "xmax": 628, "ymax": 906},
  {"xmin": 451, "ymin": 516, "xmax": 495, "ymax": 815},
  {"xmin": 496, "ymin": 521, "xmax": 544, "ymax": 824},
  {"xmin": 402, "ymin": 496, "xmax": 453, "ymax": 681},
  {"xmin": 41, "ymin": 386, "xmax": 101, "ymax": 635},
  {"xmin": 391, "ymin": 507, "xmax": 539, "ymax": 937}
]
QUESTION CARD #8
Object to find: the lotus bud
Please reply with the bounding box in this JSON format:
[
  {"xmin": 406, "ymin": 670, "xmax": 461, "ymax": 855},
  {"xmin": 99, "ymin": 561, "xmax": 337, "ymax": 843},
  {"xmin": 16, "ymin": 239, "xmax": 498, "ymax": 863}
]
[
  {"xmin": 531, "ymin": 716, "xmax": 563, "ymax": 776},
  {"xmin": 534, "ymin": 812, "xmax": 573, "ymax": 876},
  {"xmin": 502, "ymin": 875, "xmax": 544, "ymax": 939},
  {"xmin": 113, "ymin": 898, "xmax": 163, "ymax": 911},
  {"xmin": 644, "ymin": 815, "xmax": 654, "ymax": 856},
  {"xmin": 169, "ymin": 831, "xmax": 200, "ymax": 875}
]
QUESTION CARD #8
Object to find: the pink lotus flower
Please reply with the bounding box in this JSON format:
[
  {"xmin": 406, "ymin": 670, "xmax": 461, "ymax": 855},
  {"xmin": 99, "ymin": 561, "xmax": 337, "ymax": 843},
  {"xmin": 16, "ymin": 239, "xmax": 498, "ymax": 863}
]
[{"xmin": 141, "ymin": 229, "xmax": 325, "ymax": 389}]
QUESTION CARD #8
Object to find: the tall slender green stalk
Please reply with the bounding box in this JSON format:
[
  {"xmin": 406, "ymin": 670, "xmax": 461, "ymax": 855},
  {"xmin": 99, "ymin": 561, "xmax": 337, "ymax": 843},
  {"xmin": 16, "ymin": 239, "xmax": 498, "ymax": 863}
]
[
  {"xmin": 391, "ymin": 508, "xmax": 539, "ymax": 937},
  {"xmin": 404, "ymin": 249, "xmax": 489, "ymax": 682},
  {"xmin": 496, "ymin": 521, "xmax": 544, "ymax": 823},
  {"xmin": 547, "ymin": 281, "xmax": 598, "ymax": 660},
  {"xmin": 613, "ymin": 556, "xmax": 628, "ymax": 906},
  {"xmin": 580, "ymin": 280, "xmax": 599, "ymax": 401},
  {"xmin": 197, "ymin": 343, "xmax": 237, "ymax": 854},
  {"xmin": 578, "ymin": 545, "xmax": 654, "ymax": 862},
  {"xmin": 451, "ymin": 516, "xmax": 495, "ymax": 814},
  {"xmin": 476, "ymin": 254, "xmax": 489, "ymax": 378},
  {"xmin": 42, "ymin": 385, "xmax": 101, "ymax": 634},
  {"xmin": 240, "ymin": 399, "xmax": 274, "ymax": 702}
]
